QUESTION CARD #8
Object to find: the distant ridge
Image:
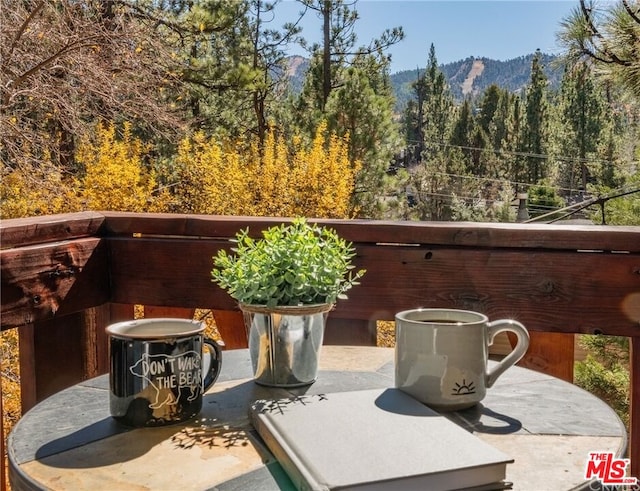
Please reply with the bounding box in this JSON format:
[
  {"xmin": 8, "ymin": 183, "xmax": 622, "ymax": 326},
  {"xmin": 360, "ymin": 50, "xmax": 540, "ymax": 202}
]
[
  {"xmin": 391, "ymin": 52, "xmax": 563, "ymax": 108},
  {"xmin": 461, "ymin": 59, "xmax": 486, "ymax": 95},
  {"xmin": 285, "ymin": 52, "xmax": 564, "ymax": 108}
]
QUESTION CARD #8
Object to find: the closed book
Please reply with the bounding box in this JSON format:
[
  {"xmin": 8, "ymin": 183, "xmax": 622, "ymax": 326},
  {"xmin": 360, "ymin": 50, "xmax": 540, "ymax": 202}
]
[{"xmin": 249, "ymin": 388, "xmax": 513, "ymax": 491}]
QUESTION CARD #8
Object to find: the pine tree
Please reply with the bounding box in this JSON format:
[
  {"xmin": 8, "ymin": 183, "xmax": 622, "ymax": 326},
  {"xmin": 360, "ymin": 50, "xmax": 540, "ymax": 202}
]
[
  {"xmin": 450, "ymin": 99, "xmax": 474, "ymax": 169},
  {"xmin": 519, "ymin": 50, "xmax": 550, "ymax": 185},
  {"xmin": 325, "ymin": 58, "xmax": 401, "ymax": 216},
  {"xmin": 558, "ymin": 62, "xmax": 606, "ymax": 193},
  {"xmin": 406, "ymin": 45, "xmax": 464, "ymax": 220},
  {"xmin": 559, "ymin": 0, "xmax": 640, "ymax": 99},
  {"xmin": 477, "ymin": 85, "xmax": 501, "ymax": 135},
  {"xmin": 290, "ymin": 0, "xmax": 404, "ymax": 217},
  {"xmin": 297, "ymin": 0, "xmax": 404, "ymax": 111}
]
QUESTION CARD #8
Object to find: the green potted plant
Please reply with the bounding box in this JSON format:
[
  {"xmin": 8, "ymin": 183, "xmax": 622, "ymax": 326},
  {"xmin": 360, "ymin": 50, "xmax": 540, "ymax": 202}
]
[{"xmin": 212, "ymin": 218, "xmax": 365, "ymax": 387}]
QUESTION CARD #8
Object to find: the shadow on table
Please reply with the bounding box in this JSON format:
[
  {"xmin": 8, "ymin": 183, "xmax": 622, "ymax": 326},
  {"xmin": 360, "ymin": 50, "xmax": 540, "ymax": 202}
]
[
  {"xmin": 34, "ymin": 417, "xmax": 146, "ymax": 467},
  {"xmin": 448, "ymin": 403, "xmax": 523, "ymax": 435}
]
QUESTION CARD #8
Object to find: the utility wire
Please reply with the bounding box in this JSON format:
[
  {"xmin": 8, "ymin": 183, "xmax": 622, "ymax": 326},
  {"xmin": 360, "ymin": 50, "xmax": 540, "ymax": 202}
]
[
  {"xmin": 413, "ymin": 169, "xmax": 584, "ymax": 195},
  {"xmin": 524, "ymin": 186, "xmax": 640, "ymax": 224},
  {"xmin": 404, "ymin": 138, "xmax": 640, "ymax": 166}
]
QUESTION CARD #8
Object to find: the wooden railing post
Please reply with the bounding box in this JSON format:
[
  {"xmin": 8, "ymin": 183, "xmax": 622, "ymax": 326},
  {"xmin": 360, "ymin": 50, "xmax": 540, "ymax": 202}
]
[
  {"xmin": 325, "ymin": 318, "xmax": 377, "ymax": 346},
  {"xmin": 211, "ymin": 310, "xmax": 247, "ymax": 349},
  {"xmin": 17, "ymin": 324, "xmax": 37, "ymax": 413},
  {"xmin": 1, "ymin": 371, "xmax": 6, "ymax": 490},
  {"xmin": 18, "ymin": 310, "xmax": 110, "ymax": 412},
  {"xmin": 631, "ymin": 336, "xmax": 639, "ymax": 479},
  {"xmin": 143, "ymin": 306, "xmax": 195, "ymax": 319},
  {"xmin": 509, "ymin": 332, "xmax": 575, "ymax": 382}
]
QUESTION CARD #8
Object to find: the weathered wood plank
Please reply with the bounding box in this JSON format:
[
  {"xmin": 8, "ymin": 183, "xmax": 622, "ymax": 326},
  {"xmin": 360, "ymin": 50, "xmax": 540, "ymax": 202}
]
[
  {"xmin": 108, "ymin": 236, "xmax": 234, "ymax": 309},
  {"xmin": 19, "ymin": 314, "xmax": 87, "ymax": 410},
  {"xmin": 81, "ymin": 306, "xmax": 112, "ymax": 379},
  {"xmin": 101, "ymin": 212, "xmax": 640, "ymax": 253},
  {"xmin": 0, "ymin": 212, "xmax": 105, "ymax": 249},
  {"xmin": 0, "ymin": 377, "xmax": 4, "ymax": 490},
  {"xmin": 516, "ymin": 332, "xmax": 575, "ymax": 383},
  {"xmin": 211, "ymin": 310, "xmax": 247, "ymax": 349},
  {"xmin": 1, "ymin": 238, "xmax": 109, "ymax": 329},
  {"xmin": 109, "ymin": 303, "xmax": 135, "ymax": 322},
  {"xmin": 324, "ymin": 318, "xmax": 377, "ymax": 346},
  {"xmin": 17, "ymin": 324, "xmax": 36, "ymax": 412},
  {"xmin": 339, "ymin": 245, "xmax": 640, "ymax": 336},
  {"xmin": 631, "ymin": 337, "xmax": 639, "ymax": 479},
  {"xmin": 108, "ymin": 237, "xmax": 640, "ymax": 337},
  {"xmin": 143, "ymin": 306, "xmax": 195, "ymax": 319}
]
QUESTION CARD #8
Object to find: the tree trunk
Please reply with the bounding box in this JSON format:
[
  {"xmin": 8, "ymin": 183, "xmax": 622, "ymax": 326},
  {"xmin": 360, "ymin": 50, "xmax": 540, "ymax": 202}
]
[{"xmin": 322, "ymin": 0, "xmax": 331, "ymax": 110}]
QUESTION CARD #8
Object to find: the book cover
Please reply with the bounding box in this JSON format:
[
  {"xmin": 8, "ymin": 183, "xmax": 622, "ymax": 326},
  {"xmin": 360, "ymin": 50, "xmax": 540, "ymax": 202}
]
[{"xmin": 249, "ymin": 388, "xmax": 513, "ymax": 491}]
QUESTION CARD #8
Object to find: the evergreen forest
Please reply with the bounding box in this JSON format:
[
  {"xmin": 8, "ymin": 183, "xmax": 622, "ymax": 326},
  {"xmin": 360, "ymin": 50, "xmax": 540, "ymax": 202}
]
[{"xmin": 2, "ymin": 0, "xmax": 639, "ymax": 225}]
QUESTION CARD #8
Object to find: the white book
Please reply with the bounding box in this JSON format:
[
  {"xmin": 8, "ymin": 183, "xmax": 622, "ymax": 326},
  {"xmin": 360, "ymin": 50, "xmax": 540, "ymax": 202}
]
[{"xmin": 250, "ymin": 388, "xmax": 513, "ymax": 491}]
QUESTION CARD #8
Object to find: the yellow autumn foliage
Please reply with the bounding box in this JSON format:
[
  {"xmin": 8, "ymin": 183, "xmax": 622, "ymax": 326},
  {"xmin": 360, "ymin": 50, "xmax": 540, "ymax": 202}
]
[
  {"xmin": 76, "ymin": 122, "xmax": 169, "ymax": 212},
  {"xmin": 0, "ymin": 162, "xmax": 80, "ymax": 219},
  {"xmin": 174, "ymin": 121, "xmax": 360, "ymax": 218},
  {"xmin": 173, "ymin": 132, "xmax": 252, "ymax": 214}
]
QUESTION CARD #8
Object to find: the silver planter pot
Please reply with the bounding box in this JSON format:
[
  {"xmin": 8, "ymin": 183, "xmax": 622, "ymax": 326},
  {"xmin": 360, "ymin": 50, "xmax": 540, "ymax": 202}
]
[{"xmin": 240, "ymin": 304, "xmax": 333, "ymax": 387}]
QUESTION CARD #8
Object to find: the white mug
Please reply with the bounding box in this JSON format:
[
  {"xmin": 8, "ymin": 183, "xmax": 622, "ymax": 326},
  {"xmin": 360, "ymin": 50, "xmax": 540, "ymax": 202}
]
[{"xmin": 394, "ymin": 308, "xmax": 529, "ymax": 411}]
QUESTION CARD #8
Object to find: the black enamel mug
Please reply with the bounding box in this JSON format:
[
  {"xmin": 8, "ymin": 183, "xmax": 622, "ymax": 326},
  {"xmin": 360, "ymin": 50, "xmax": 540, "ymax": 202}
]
[{"xmin": 106, "ymin": 318, "xmax": 222, "ymax": 427}]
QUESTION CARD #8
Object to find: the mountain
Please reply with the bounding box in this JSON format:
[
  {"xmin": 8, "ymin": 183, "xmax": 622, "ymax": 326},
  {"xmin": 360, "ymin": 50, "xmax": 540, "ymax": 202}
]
[
  {"xmin": 285, "ymin": 52, "xmax": 564, "ymax": 109},
  {"xmin": 284, "ymin": 55, "xmax": 309, "ymax": 94},
  {"xmin": 391, "ymin": 53, "xmax": 564, "ymax": 109}
]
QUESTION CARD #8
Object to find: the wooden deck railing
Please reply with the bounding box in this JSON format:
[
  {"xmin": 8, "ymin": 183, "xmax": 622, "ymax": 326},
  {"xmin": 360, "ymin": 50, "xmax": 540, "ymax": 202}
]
[{"xmin": 2, "ymin": 211, "xmax": 639, "ymax": 486}]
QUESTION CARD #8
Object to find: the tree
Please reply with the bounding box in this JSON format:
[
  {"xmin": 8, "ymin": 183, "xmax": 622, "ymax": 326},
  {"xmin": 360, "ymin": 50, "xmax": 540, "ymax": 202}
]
[
  {"xmin": 297, "ymin": 0, "xmax": 403, "ymax": 110},
  {"xmin": 325, "ymin": 55, "xmax": 401, "ymax": 216},
  {"xmin": 290, "ymin": 0, "xmax": 404, "ymax": 217},
  {"xmin": 172, "ymin": 122, "xmax": 359, "ymax": 218},
  {"xmin": 1, "ymin": 1, "xmax": 189, "ymax": 172},
  {"xmin": 559, "ymin": 0, "xmax": 640, "ymax": 99},
  {"xmin": 477, "ymin": 84, "xmax": 501, "ymax": 136},
  {"xmin": 449, "ymin": 99, "xmax": 474, "ymax": 168},
  {"xmin": 247, "ymin": 0, "xmax": 303, "ymax": 145},
  {"xmin": 76, "ymin": 122, "xmax": 169, "ymax": 212},
  {"xmin": 406, "ymin": 45, "xmax": 466, "ymax": 220},
  {"xmin": 183, "ymin": 0, "xmax": 302, "ymax": 144},
  {"xmin": 527, "ymin": 183, "xmax": 566, "ymax": 219},
  {"xmin": 403, "ymin": 44, "xmax": 455, "ymax": 170},
  {"xmin": 557, "ymin": 62, "xmax": 606, "ymax": 192},
  {"xmin": 519, "ymin": 50, "xmax": 550, "ymax": 184}
]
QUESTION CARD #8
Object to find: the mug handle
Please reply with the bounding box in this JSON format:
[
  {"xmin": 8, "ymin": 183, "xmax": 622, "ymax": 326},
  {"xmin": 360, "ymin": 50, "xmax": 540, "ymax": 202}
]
[
  {"xmin": 485, "ymin": 320, "xmax": 529, "ymax": 388},
  {"xmin": 202, "ymin": 338, "xmax": 223, "ymax": 392}
]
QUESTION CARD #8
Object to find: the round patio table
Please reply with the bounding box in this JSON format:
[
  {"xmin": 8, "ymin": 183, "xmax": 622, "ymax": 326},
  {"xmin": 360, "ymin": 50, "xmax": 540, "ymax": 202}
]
[{"xmin": 8, "ymin": 346, "xmax": 627, "ymax": 490}]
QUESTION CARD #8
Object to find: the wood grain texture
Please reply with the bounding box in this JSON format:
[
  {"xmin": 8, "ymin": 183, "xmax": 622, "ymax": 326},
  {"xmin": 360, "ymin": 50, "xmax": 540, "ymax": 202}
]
[
  {"xmin": 107, "ymin": 237, "xmax": 640, "ymax": 336},
  {"xmin": 25, "ymin": 314, "xmax": 86, "ymax": 408},
  {"xmin": 0, "ymin": 381, "xmax": 4, "ymax": 488},
  {"xmin": 211, "ymin": 309, "xmax": 247, "ymax": 349},
  {"xmin": 99, "ymin": 212, "xmax": 640, "ymax": 252},
  {"xmin": 517, "ymin": 332, "xmax": 575, "ymax": 383},
  {"xmin": 17, "ymin": 324, "xmax": 36, "ymax": 412},
  {"xmin": 631, "ymin": 337, "xmax": 639, "ymax": 479},
  {"xmin": 108, "ymin": 236, "xmax": 232, "ymax": 309},
  {"xmin": 0, "ymin": 212, "xmax": 105, "ymax": 249},
  {"xmin": 1, "ymin": 238, "xmax": 109, "ymax": 329}
]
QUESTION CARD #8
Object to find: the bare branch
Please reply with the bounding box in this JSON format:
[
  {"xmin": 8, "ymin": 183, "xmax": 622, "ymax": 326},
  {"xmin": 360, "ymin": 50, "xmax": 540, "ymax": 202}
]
[
  {"xmin": 622, "ymin": 0, "xmax": 640, "ymax": 24},
  {"xmin": 2, "ymin": 1, "xmax": 45, "ymax": 68}
]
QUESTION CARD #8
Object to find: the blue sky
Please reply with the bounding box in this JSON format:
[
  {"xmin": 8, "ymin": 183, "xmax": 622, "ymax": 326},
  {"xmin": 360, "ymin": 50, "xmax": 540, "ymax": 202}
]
[{"xmin": 273, "ymin": 1, "xmax": 577, "ymax": 73}]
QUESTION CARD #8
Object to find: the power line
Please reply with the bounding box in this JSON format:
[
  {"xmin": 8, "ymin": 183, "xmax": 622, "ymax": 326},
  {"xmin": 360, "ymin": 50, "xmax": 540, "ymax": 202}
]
[
  {"xmin": 405, "ymin": 138, "xmax": 640, "ymax": 167},
  {"xmin": 415, "ymin": 170, "xmax": 584, "ymax": 195},
  {"xmin": 524, "ymin": 185, "xmax": 640, "ymax": 224}
]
